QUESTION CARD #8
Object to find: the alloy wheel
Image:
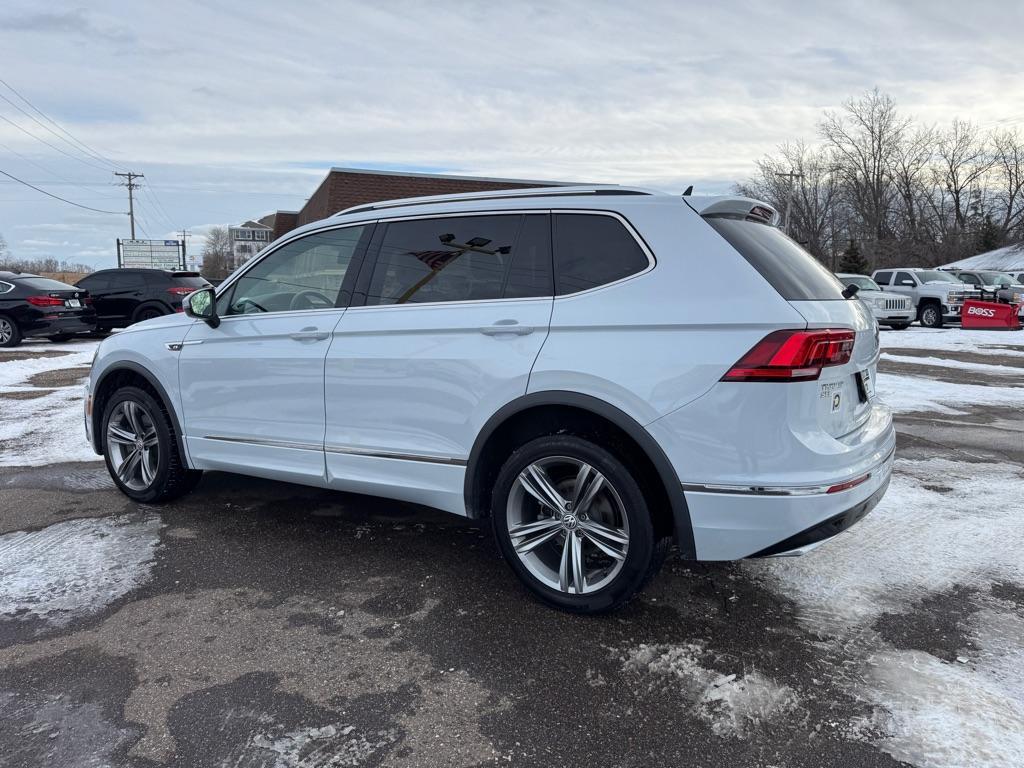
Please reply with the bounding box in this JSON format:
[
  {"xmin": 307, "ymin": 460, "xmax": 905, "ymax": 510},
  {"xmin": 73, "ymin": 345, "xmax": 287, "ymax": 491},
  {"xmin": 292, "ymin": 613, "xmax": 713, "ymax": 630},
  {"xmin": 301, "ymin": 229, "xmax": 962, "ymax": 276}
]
[
  {"xmin": 506, "ymin": 456, "xmax": 630, "ymax": 595},
  {"xmin": 106, "ymin": 400, "xmax": 160, "ymax": 491},
  {"xmin": 0, "ymin": 318, "xmax": 12, "ymax": 344}
]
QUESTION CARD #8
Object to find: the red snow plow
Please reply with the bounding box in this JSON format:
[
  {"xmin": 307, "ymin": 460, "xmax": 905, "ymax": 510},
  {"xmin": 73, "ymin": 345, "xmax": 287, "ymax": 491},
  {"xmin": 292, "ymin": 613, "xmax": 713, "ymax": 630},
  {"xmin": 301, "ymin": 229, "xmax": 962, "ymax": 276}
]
[{"xmin": 960, "ymin": 300, "xmax": 1022, "ymax": 331}]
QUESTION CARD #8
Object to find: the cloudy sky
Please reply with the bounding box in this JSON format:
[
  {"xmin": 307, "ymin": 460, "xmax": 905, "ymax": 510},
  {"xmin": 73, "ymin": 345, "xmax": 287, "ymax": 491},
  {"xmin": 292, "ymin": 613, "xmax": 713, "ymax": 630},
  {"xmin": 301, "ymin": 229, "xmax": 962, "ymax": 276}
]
[{"xmin": 1, "ymin": 0, "xmax": 1021, "ymax": 269}]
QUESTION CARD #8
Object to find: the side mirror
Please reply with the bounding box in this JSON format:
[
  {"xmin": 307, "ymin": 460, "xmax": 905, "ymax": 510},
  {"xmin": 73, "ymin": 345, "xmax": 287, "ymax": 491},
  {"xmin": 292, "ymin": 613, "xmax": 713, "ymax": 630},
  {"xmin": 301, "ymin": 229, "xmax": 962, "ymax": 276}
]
[
  {"xmin": 898, "ymin": 280, "xmax": 915, "ymax": 287},
  {"xmin": 184, "ymin": 287, "xmax": 220, "ymax": 328}
]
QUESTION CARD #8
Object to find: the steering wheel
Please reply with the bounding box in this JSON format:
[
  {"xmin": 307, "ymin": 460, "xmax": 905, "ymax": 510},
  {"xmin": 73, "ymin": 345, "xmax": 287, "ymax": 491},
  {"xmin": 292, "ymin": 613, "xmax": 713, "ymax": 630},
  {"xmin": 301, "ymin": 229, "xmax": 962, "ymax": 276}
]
[
  {"xmin": 289, "ymin": 290, "xmax": 334, "ymax": 311},
  {"xmin": 233, "ymin": 297, "xmax": 268, "ymax": 314}
]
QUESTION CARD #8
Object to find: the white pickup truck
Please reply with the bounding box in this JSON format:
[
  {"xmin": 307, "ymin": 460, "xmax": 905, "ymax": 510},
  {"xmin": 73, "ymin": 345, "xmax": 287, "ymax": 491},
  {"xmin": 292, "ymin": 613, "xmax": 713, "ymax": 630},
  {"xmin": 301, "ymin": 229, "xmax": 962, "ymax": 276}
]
[{"xmin": 871, "ymin": 268, "xmax": 971, "ymax": 328}]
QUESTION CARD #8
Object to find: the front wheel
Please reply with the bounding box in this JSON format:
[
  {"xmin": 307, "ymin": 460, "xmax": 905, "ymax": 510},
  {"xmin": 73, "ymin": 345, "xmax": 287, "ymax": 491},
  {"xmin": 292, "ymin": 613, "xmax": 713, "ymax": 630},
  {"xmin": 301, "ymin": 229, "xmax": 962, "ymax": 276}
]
[
  {"xmin": 47, "ymin": 334, "xmax": 74, "ymax": 343},
  {"xmin": 491, "ymin": 435, "xmax": 660, "ymax": 613},
  {"xmin": 102, "ymin": 386, "xmax": 202, "ymax": 503},
  {"xmin": 0, "ymin": 316, "xmax": 21, "ymax": 348},
  {"xmin": 887, "ymin": 323, "xmax": 911, "ymax": 330},
  {"xmin": 919, "ymin": 304, "xmax": 943, "ymax": 328}
]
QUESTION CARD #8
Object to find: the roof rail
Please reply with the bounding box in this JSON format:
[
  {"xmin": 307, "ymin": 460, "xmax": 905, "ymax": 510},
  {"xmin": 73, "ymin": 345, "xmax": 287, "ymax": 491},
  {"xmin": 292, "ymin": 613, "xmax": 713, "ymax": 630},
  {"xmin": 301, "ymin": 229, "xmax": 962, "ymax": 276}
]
[{"xmin": 334, "ymin": 185, "xmax": 654, "ymax": 217}]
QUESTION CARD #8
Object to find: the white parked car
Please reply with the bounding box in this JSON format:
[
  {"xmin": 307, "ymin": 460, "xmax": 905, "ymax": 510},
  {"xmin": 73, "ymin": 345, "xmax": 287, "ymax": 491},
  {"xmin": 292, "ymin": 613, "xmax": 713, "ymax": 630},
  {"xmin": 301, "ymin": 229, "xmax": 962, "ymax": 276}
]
[
  {"xmin": 836, "ymin": 273, "xmax": 913, "ymax": 329},
  {"xmin": 85, "ymin": 186, "xmax": 895, "ymax": 612}
]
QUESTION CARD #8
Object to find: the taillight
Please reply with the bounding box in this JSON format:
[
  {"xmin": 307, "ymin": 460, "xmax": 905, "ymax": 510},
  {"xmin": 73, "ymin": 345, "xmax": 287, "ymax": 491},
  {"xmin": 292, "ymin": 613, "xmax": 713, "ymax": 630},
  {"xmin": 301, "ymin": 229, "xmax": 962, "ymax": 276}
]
[
  {"xmin": 722, "ymin": 329, "xmax": 855, "ymax": 382},
  {"xmin": 166, "ymin": 286, "xmax": 196, "ymax": 296},
  {"xmin": 26, "ymin": 295, "xmax": 65, "ymax": 307},
  {"xmin": 83, "ymin": 296, "xmax": 94, "ymax": 305}
]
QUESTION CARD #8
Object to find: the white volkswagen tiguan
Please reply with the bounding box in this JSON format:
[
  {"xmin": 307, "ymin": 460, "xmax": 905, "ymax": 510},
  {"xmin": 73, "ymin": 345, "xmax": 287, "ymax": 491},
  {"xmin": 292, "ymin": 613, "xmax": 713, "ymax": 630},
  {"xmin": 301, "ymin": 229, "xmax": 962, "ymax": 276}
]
[{"xmin": 85, "ymin": 187, "xmax": 895, "ymax": 612}]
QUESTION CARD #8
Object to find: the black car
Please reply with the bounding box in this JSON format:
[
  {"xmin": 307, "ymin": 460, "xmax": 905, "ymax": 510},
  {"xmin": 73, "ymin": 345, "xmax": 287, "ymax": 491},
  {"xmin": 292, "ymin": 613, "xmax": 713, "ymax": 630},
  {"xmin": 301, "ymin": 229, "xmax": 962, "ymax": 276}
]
[
  {"xmin": 0, "ymin": 271, "xmax": 98, "ymax": 347},
  {"xmin": 75, "ymin": 269, "xmax": 211, "ymax": 330}
]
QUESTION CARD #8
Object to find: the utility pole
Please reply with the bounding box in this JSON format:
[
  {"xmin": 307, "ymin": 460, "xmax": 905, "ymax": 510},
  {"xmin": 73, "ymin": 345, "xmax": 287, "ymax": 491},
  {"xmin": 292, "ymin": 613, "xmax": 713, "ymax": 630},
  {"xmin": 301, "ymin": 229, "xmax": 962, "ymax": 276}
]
[
  {"xmin": 114, "ymin": 172, "xmax": 144, "ymax": 239},
  {"xmin": 775, "ymin": 170, "xmax": 804, "ymax": 236},
  {"xmin": 179, "ymin": 228, "xmax": 191, "ymax": 270}
]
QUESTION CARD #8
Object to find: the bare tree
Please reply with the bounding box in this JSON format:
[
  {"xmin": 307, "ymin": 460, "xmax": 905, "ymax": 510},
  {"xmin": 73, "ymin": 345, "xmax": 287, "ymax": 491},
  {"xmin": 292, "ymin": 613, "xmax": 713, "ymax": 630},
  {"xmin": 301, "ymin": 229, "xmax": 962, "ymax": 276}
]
[
  {"xmin": 992, "ymin": 128, "xmax": 1024, "ymax": 241},
  {"xmin": 820, "ymin": 89, "xmax": 908, "ymax": 256},
  {"xmin": 201, "ymin": 226, "xmax": 232, "ymax": 280},
  {"xmin": 929, "ymin": 119, "xmax": 993, "ymax": 238}
]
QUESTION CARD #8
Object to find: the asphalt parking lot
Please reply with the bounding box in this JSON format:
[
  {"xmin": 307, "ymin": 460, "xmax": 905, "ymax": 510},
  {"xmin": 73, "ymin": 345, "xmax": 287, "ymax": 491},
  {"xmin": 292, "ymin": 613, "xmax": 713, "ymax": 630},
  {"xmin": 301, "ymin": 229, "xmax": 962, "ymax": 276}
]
[{"xmin": 1, "ymin": 331, "xmax": 1023, "ymax": 768}]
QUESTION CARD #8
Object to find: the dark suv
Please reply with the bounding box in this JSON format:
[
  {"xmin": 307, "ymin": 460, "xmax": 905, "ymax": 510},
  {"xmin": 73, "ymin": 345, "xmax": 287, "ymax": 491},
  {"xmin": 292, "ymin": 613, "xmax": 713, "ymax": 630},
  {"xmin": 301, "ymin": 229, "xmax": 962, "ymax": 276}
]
[
  {"xmin": 0, "ymin": 271, "xmax": 97, "ymax": 347},
  {"xmin": 76, "ymin": 269, "xmax": 210, "ymax": 331}
]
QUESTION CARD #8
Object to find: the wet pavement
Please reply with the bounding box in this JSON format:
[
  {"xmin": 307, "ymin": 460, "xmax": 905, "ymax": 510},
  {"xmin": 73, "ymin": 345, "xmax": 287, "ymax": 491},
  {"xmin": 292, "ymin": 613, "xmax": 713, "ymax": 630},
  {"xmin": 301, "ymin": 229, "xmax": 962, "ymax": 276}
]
[{"xmin": 1, "ymin": 336, "xmax": 1022, "ymax": 767}]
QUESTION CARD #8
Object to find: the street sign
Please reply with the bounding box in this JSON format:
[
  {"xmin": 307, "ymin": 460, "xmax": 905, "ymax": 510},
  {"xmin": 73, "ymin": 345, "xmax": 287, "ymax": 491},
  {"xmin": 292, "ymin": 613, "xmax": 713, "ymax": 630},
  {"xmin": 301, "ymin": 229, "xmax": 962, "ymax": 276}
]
[{"xmin": 117, "ymin": 239, "xmax": 183, "ymax": 270}]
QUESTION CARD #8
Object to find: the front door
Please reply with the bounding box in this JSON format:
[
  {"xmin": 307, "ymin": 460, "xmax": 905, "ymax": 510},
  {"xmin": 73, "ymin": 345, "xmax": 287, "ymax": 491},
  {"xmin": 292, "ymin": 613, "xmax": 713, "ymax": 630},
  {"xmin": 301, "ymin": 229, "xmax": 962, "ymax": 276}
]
[
  {"xmin": 178, "ymin": 223, "xmax": 372, "ymax": 484},
  {"xmin": 324, "ymin": 213, "xmax": 553, "ymax": 513}
]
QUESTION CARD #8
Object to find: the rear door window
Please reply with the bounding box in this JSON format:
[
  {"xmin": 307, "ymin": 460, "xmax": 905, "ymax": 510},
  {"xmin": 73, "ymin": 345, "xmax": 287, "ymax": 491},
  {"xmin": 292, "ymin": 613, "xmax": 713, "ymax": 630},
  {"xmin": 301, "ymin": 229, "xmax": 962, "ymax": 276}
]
[
  {"xmin": 705, "ymin": 216, "xmax": 844, "ymax": 301},
  {"xmin": 552, "ymin": 213, "xmax": 649, "ymax": 295},
  {"xmin": 365, "ymin": 214, "xmax": 550, "ymax": 305}
]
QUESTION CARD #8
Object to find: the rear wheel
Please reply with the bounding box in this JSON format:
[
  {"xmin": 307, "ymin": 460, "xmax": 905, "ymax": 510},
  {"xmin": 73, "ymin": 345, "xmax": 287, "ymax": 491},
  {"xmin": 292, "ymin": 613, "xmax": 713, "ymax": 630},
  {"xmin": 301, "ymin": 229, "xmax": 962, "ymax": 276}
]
[
  {"xmin": 919, "ymin": 304, "xmax": 943, "ymax": 328},
  {"xmin": 133, "ymin": 306, "xmax": 165, "ymax": 324},
  {"xmin": 888, "ymin": 323, "xmax": 911, "ymax": 330},
  {"xmin": 102, "ymin": 386, "xmax": 202, "ymax": 503},
  {"xmin": 491, "ymin": 435, "xmax": 660, "ymax": 613},
  {"xmin": 0, "ymin": 316, "xmax": 21, "ymax": 348}
]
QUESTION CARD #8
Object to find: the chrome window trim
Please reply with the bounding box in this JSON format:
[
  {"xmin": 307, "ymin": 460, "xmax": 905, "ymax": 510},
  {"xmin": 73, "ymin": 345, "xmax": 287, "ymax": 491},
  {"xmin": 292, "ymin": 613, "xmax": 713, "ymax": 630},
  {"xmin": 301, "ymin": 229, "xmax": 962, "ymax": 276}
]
[
  {"xmin": 681, "ymin": 447, "xmax": 895, "ymax": 497},
  {"xmin": 0, "ymin": 280, "xmax": 13, "ymax": 294}
]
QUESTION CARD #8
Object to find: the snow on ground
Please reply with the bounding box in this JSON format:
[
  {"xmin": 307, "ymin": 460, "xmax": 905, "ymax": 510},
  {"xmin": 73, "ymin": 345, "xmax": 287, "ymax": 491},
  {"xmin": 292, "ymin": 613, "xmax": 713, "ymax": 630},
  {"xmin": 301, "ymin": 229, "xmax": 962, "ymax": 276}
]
[
  {"xmin": 876, "ymin": 372, "xmax": 1023, "ymax": 415},
  {"xmin": 880, "ymin": 326, "xmax": 1024, "ymax": 357},
  {"xmin": 0, "ymin": 515, "xmax": 162, "ymax": 628},
  {"xmin": 0, "ymin": 339, "xmax": 101, "ymax": 466},
  {"xmin": 621, "ymin": 642, "xmax": 801, "ymax": 738},
  {"xmin": 881, "ymin": 352, "xmax": 1024, "ymax": 375}
]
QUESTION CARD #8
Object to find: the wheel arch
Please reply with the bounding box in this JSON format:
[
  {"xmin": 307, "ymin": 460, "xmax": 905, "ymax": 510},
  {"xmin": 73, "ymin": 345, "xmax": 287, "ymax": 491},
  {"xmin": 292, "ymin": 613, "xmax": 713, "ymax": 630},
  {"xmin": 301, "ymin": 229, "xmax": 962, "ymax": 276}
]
[
  {"xmin": 131, "ymin": 301, "xmax": 171, "ymax": 323},
  {"xmin": 92, "ymin": 362, "xmax": 188, "ymax": 464},
  {"xmin": 465, "ymin": 391, "xmax": 695, "ymax": 558}
]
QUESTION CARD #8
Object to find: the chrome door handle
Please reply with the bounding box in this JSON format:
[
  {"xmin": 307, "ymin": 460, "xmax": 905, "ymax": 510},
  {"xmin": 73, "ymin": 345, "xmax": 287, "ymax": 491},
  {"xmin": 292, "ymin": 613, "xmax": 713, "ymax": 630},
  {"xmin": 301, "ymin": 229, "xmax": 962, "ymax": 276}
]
[
  {"xmin": 479, "ymin": 321, "xmax": 534, "ymax": 336},
  {"xmin": 290, "ymin": 329, "xmax": 329, "ymax": 341}
]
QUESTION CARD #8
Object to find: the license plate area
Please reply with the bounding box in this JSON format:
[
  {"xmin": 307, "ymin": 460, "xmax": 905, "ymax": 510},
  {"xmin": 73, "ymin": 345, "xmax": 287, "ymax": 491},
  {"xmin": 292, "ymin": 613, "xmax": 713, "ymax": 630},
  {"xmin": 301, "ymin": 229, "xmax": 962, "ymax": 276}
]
[
  {"xmin": 856, "ymin": 369, "xmax": 875, "ymax": 402},
  {"xmin": 66, "ymin": 298, "xmax": 81, "ymax": 308}
]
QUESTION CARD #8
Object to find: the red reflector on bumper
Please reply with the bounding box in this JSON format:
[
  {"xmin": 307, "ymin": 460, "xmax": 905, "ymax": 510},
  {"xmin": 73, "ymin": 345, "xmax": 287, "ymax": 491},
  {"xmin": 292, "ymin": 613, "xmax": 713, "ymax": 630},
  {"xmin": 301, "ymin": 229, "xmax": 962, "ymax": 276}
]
[{"xmin": 826, "ymin": 474, "xmax": 870, "ymax": 494}]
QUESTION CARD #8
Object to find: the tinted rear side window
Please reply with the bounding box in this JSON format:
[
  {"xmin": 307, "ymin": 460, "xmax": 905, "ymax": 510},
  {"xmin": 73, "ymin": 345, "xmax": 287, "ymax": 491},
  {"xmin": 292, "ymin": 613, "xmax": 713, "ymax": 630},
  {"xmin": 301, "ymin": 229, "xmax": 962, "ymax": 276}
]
[
  {"xmin": 705, "ymin": 216, "xmax": 845, "ymax": 301},
  {"xmin": 366, "ymin": 214, "xmax": 549, "ymax": 305},
  {"xmin": 553, "ymin": 214, "xmax": 649, "ymax": 295}
]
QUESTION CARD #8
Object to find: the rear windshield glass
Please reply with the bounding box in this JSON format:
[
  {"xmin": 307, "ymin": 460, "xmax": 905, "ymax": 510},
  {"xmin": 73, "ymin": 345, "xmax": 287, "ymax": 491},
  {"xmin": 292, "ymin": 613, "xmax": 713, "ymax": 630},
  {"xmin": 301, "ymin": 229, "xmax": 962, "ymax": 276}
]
[
  {"xmin": 14, "ymin": 277, "xmax": 76, "ymax": 292},
  {"xmin": 705, "ymin": 216, "xmax": 845, "ymax": 301},
  {"xmin": 171, "ymin": 275, "xmax": 210, "ymax": 287}
]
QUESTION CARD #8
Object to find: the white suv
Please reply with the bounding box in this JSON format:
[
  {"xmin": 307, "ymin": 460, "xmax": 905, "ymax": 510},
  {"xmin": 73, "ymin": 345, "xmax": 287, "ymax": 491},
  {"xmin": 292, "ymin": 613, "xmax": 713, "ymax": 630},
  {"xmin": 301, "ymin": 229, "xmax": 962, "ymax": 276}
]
[{"xmin": 85, "ymin": 187, "xmax": 895, "ymax": 613}]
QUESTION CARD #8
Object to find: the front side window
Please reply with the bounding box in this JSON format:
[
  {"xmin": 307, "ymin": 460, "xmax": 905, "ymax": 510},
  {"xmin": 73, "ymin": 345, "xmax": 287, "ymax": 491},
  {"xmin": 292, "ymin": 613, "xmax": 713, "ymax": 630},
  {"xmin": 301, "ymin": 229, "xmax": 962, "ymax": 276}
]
[
  {"xmin": 221, "ymin": 225, "xmax": 367, "ymax": 315},
  {"xmin": 553, "ymin": 213, "xmax": 649, "ymax": 295},
  {"xmin": 873, "ymin": 271, "xmax": 892, "ymax": 286},
  {"xmin": 365, "ymin": 214, "xmax": 551, "ymax": 305},
  {"xmin": 894, "ymin": 271, "xmax": 916, "ymax": 286}
]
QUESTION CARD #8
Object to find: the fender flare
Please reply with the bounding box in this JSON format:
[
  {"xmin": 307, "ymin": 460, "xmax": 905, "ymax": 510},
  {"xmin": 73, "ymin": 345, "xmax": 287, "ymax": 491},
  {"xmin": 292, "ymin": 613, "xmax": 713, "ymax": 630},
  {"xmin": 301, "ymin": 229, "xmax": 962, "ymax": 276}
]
[
  {"xmin": 92, "ymin": 361, "xmax": 188, "ymax": 464},
  {"xmin": 464, "ymin": 390, "xmax": 695, "ymax": 558}
]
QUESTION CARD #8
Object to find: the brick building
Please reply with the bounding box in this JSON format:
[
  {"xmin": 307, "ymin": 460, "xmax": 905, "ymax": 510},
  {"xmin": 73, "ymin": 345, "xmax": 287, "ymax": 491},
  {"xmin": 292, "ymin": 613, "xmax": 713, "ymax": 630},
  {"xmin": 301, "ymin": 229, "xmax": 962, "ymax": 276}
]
[{"xmin": 260, "ymin": 167, "xmax": 570, "ymax": 240}]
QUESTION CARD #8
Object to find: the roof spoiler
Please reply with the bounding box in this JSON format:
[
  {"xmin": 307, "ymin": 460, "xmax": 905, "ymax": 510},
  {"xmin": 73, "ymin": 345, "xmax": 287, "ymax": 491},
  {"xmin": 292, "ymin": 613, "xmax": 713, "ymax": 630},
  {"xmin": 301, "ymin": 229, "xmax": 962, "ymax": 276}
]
[{"xmin": 683, "ymin": 195, "xmax": 779, "ymax": 226}]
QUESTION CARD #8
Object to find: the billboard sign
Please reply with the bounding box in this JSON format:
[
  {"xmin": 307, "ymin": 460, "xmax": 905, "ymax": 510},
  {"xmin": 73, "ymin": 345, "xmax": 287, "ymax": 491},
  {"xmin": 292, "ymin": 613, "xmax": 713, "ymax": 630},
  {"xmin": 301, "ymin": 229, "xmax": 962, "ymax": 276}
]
[{"xmin": 118, "ymin": 239, "xmax": 183, "ymax": 270}]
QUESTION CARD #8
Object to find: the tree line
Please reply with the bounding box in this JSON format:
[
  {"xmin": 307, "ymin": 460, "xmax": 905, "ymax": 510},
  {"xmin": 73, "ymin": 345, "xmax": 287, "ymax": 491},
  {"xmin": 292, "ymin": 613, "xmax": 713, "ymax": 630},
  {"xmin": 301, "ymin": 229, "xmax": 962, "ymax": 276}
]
[
  {"xmin": 737, "ymin": 89, "xmax": 1024, "ymax": 274},
  {"xmin": 0, "ymin": 234, "xmax": 93, "ymax": 274}
]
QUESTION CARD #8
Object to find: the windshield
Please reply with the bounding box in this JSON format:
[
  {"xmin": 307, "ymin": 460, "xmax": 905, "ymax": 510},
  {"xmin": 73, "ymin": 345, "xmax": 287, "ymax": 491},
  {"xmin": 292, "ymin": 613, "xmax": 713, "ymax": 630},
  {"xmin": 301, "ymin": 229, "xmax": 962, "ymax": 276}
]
[
  {"xmin": 976, "ymin": 271, "xmax": 1013, "ymax": 286},
  {"xmin": 840, "ymin": 275, "xmax": 881, "ymax": 291},
  {"xmin": 915, "ymin": 271, "xmax": 960, "ymax": 284}
]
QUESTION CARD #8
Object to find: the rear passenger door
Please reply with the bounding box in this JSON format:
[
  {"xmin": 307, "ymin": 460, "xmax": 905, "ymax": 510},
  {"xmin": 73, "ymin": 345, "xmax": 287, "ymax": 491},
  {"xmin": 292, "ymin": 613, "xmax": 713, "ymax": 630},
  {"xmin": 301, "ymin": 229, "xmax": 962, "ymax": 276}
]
[{"xmin": 323, "ymin": 213, "xmax": 553, "ymax": 512}]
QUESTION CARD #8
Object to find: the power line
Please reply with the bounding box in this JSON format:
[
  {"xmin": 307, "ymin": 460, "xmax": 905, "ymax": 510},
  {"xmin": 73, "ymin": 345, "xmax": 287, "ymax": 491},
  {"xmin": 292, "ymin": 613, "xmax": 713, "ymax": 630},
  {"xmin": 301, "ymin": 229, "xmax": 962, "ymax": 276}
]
[
  {"xmin": 0, "ymin": 167, "xmax": 125, "ymax": 215},
  {"xmin": 0, "ymin": 111, "xmax": 112, "ymax": 172},
  {"xmin": 0, "ymin": 140, "xmax": 122, "ymax": 199},
  {"xmin": 0, "ymin": 77, "xmax": 128, "ymax": 171}
]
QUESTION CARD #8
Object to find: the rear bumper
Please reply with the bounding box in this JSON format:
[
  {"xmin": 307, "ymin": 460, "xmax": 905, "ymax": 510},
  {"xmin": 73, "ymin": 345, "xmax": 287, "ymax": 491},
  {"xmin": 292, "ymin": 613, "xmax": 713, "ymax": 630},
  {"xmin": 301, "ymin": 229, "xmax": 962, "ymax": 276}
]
[
  {"xmin": 21, "ymin": 312, "xmax": 97, "ymax": 337},
  {"xmin": 681, "ymin": 445, "xmax": 894, "ymax": 560}
]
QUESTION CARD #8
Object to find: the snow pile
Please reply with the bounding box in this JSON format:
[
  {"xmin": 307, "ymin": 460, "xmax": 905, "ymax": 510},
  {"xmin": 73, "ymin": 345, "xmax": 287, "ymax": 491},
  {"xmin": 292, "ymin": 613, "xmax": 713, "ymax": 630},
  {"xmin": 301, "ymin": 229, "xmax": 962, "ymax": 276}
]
[
  {"xmin": 0, "ymin": 340, "xmax": 101, "ymax": 466},
  {"xmin": 248, "ymin": 723, "xmax": 397, "ymax": 767},
  {"xmin": 940, "ymin": 242, "xmax": 1024, "ymax": 271},
  {"xmin": 0, "ymin": 515, "xmax": 162, "ymax": 627},
  {"xmin": 622, "ymin": 642, "xmax": 801, "ymax": 738}
]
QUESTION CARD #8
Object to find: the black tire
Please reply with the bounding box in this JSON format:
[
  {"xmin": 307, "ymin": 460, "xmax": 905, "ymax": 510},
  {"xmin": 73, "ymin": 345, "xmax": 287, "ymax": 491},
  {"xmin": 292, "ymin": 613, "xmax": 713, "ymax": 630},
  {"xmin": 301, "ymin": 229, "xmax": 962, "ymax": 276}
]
[
  {"xmin": 133, "ymin": 306, "xmax": 165, "ymax": 324},
  {"xmin": 101, "ymin": 385, "xmax": 202, "ymax": 503},
  {"xmin": 888, "ymin": 323, "xmax": 911, "ymax": 330},
  {"xmin": 47, "ymin": 334, "xmax": 74, "ymax": 343},
  {"xmin": 0, "ymin": 315, "xmax": 22, "ymax": 348},
  {"xmin": 89, "ymin": 328, "xmax": 112, "ymax": 337},
  {"xmin": 919, "ymin": 303, "xmax": 943, "ymax": 328},
  {"xmin": 491, "ymin": 434, "xmax": 662, "ymax": 614}
]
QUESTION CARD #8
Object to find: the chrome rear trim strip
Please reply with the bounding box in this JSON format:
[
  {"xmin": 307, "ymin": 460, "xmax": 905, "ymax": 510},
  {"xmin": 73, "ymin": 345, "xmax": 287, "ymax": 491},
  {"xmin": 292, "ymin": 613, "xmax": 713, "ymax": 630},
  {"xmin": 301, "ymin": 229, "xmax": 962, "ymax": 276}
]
[{"xmin": 203, "ymin": 435, "xmax": 322, "ymax": 452}]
